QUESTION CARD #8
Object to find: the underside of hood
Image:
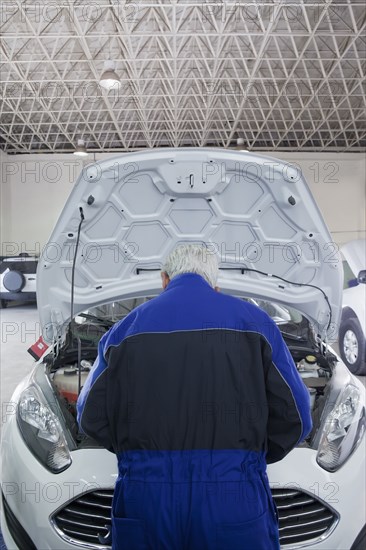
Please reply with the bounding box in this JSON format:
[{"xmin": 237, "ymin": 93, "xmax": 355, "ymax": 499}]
[{"xmin": 37, "ymin": 148, "xmax": 343, "ymax": 344}]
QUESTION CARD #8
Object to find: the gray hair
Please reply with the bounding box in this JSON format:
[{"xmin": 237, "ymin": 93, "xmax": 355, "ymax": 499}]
[{"xmin": 162, "ymin": 243, "xmax": 219, "ymax": 287}]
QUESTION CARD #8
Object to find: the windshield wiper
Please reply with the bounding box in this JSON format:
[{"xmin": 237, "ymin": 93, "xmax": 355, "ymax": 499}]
[{"xmin": 280, "ymin": 331, "xmax": 307, "ymax": 341}]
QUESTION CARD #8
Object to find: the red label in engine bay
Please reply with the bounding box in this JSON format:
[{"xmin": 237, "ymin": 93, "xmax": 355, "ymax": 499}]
[{"xmin": 27, "ymin": 336, "xmax": 49, "ymax": 360}]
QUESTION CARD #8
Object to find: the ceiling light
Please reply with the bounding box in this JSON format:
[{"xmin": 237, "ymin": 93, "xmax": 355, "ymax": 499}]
[
  {"xmin": 99, "ymin": 60, "xmax": 121, "ymax": 90},
  {"xmin": 73, "ymin": 139, "xmax": 88, "ymax": 157}
]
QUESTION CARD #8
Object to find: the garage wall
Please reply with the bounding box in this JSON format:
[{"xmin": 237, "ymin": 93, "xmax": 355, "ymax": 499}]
[
  {"xmin": 1, "ymin": 150, "xmax": 365, "ymax": 256},
  {"xmin": 1, "ymin": 152, "xmax": 84, "ymax": 256},
  {"xmin": 274, "ymin": 152, "xmax": 366, "ymax": 247}
]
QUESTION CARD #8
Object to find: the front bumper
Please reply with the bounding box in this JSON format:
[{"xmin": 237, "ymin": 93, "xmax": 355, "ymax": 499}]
[
  {"xmin": 0, "ymin": 291, "xmax": 36, "ymax": 303},
  {"xmin": 267, "ymin": 446, "xmax": 365, "ymax": 549},
  {"xmin": 1, "ymin": 418, "xmax": 117, "ymax": 549},
  {"xmin": 1, "ymin": 417, "xmax": 365, "ymax": 550},
  {"xmin": 1, "ymin": 490, "xmax": 37, "ymax": 550}
]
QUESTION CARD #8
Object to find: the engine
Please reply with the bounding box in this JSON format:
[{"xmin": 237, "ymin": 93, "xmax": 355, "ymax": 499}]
[{"xmin": 51, "ymin": 360, "xmax": 92, "ymax": 412}]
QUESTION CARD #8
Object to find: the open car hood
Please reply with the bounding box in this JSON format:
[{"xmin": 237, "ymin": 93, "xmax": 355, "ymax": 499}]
[{"xmin": 37, "ymin": 148, "xmax": 342, "ymax": 344}]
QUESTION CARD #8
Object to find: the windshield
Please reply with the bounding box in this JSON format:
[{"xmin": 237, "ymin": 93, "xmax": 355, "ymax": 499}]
[
  {"xmin": 0, "ymin": 259, "xmax": 38, "ymax": 274},
  {"xmin": 248, "ymin": 299, "xmax": 303, "ymax": 324},
  {"xmin": 73, "ymin": 296, "xmax": 308, "ymax": 345},
  {"xmin": 75, "ymin": 297, "xmax": 153, "ymax": 324}
]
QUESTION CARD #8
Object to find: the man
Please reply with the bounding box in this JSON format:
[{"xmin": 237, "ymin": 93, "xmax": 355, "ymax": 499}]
[{"xmin": 77, "ymin": 243, "xmax": 312, "ymax": 550}]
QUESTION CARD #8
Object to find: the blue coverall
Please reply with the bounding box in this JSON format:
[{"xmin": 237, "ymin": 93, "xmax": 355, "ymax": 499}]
[{"xmin": 77, "ymin": 273, "xmax": 312, "ymax": 549}]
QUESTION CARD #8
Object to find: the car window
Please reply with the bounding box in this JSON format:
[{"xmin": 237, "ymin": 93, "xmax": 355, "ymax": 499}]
[
  {"xmin": 342, "ymin": 260, "xmax": 358, "ymax": 289},
  {"xmin": 85, "ymin": 296, "xmax": 304, "ymax": 326},
  {"xmin": 0, "ymin": 260, "xmax": 38, "ymax": 274},
  {"xmin": 76, "ymin": 296, "xmax": 308, "ymax": 344},
  {"xmin": 80, "ymin": 297, "xmax": 153, "ymax": 324},
  {"xmin": 247, "ymin": 298, "xmax": 303, "ymax": 324}
]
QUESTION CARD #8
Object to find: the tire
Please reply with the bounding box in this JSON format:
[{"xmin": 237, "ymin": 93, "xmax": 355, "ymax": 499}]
[
  {"xmin": 3, "ymin": 270, "xmax": 25, "ymax": 292},
  {"xmin": 350, "ymin": 524, "xmax": 366, "ymax": 550},
  {"xmin": 339, "ymin": 317, "xmax": 366, "ymax": 375}
]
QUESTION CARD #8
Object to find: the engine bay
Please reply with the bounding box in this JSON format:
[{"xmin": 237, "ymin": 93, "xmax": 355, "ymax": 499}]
[
  {"xmin": 45, "ymin": 328, "xmax": 338, "ymax": 451},
  {"xmin": 41, "ymin": 296, "xmax": 339, "ymax": 449}
]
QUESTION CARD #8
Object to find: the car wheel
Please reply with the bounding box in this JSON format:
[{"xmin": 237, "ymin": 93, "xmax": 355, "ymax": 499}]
[{"xmin": 339, "ymin": 318, "xmax": 366, "ymax": 375}]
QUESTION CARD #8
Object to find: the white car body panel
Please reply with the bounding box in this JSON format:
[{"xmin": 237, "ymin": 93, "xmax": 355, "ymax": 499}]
[
  {"xmin": 1, "ymin": 150, "xmax": 364, "ymax": 549},
  {"xmin": 341, "ymin": 239, "xmax": 366, "ymax": 337},
  {"xmin": 342, "ymin": 284, "xmax": 366, "ymax": 337},
  {"xmin": 1, "ymin": 425, "xmax": 117, "ymax": 549}
]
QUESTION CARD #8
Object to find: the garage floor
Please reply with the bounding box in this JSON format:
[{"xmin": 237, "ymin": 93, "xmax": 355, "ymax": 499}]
[
  {"xmin": 0, "ymin": 303, "xmax": 40, "ymax": 413},
  {"xmin": 0, "ymin": 304, "xmax": 42, "ymax": 550}
]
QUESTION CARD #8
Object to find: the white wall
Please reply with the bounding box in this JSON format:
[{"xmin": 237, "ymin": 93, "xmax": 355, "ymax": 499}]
[
  {"xmin": 274, "ymin": 152, "xmax": 366, "ymax": 246},
  {"xmin": 1, "ymin": 150, "xmax": 365, "ymax": 256},
  {"xmin": 0, "ymin": 151, "xmax": 125, "ymax": 254},
  {"xmin": 1, "ymin": 153, "xmax": 85, "ymax": 256}
]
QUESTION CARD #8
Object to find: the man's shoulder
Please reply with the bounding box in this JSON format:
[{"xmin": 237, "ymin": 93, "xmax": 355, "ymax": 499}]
[
  {"xmin": 105, "ymin": 295, "xmax": 163, "ymax": 340},
  {"xmin": 215, "ymin": 292, "xmax": 278, "ymax": 338},
  {"xmin": 103, "ymin": 305, "xmax": 142, "ymax": 351}
]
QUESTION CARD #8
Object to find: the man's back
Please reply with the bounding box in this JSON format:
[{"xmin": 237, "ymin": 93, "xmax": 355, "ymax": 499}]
[
  {"xmin": 106, "ymin": 272, "xmax": 273, "ymax": 452},
  {"xmin": 78, "ymin": 272, "xmax": 311, "ymax": 549}
]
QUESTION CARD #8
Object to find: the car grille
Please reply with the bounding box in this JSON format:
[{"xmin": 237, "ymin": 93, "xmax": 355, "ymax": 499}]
[
  {"xmin": 272, "ymin": 488, "xmax": 338, "ymax": 545},
  {"xmin": 52, "ymin": 490, "xmax": 113, "ymax": 545},
  {"xmin": 52, "ymin": 488, "xmax": 338, "ymax": 548}
]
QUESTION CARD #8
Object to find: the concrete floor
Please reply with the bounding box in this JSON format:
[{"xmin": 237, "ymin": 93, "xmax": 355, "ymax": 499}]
[
  {"xmin": 1, "ymin": 304, "xmax": 365, "ymax": 424},
  {"xmin": 0, "ymin": 303, "xmax": 41, "ymax": 416},
  {"xmin": 0, "ymin": 304, "xmax": 40, "ymax": 550}
]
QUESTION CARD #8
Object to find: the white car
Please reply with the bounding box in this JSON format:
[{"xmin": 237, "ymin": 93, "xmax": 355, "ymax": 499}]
[
  {"xmin": 1, "ymin": 149, "xmax": 365, "ymax": 550},
  {"xmin": 0, "ymin": 255, "xmax": 37, "ymax": 308},
  {"xmin": 338, "ymin": 239, "xmax": 366, "ymax": 375}
]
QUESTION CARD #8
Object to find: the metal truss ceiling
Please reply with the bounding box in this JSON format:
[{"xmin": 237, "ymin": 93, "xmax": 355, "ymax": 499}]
[{"xmin": 1, "ymin": 1, "xmax": 366, "ymax": 153}]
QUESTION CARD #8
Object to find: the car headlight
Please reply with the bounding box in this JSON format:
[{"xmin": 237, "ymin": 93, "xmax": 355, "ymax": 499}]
[
  {"xmin": 317, "ymin": 384, "xmax": 365, "ymax": 472},
  {"xmin": 17, "ymin": 385, "xmax": 71, "ymax": 473}
]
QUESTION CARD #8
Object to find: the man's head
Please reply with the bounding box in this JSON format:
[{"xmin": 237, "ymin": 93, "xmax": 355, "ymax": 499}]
[{"xmin": 161, "ymin": 243, "xmax": 219, "ymax": 289}]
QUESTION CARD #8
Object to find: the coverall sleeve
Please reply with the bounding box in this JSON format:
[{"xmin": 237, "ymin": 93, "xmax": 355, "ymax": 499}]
[
  {"xmin": 76, "ymin": 334, "xmax": 113, "ymax": 451},
  {"xmin": 263, "ymin": 320, "xmax": 313, "ymax": 464},
  {"xmin": 76, "ymin": 309, "xmax": 139, "ymax": 452}
]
